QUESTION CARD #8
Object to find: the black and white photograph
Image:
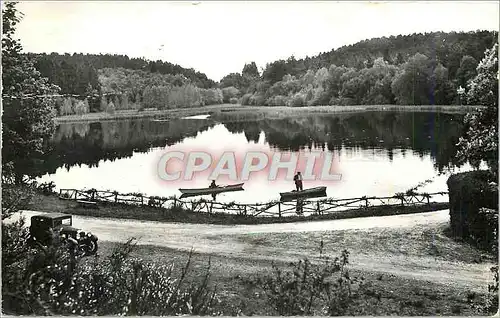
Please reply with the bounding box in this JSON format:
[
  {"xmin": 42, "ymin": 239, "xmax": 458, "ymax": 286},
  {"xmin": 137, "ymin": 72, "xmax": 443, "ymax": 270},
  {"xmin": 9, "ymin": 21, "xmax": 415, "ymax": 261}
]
[{"xmin": 1, "ymin": 1, "xmax": 499, "ymax": 316}]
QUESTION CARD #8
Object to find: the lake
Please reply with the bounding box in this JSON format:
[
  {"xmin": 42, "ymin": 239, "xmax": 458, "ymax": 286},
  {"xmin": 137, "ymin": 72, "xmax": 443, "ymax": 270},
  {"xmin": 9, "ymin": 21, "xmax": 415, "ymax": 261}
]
[{"xmin": 38, "ymin": 110, "xmax": 472, "ymax": 204}]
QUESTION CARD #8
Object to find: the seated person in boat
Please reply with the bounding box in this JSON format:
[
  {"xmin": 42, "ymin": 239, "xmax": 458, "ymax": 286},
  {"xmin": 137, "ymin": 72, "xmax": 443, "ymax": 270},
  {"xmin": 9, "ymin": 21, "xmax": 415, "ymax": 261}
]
[
  {"xmin": 293, "ymin": 172, "xmax": 303, "ymax": 191},
  {"xmin": 209, "ymin": 180, "xmax": 217, "ymax": 188}
]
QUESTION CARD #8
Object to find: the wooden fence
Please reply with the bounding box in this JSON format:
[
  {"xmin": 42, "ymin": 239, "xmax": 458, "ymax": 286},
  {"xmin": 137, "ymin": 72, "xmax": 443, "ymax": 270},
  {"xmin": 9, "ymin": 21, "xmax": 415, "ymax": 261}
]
[{"xmin": 59, "ymin": 188, "xmax": 449, "ymax": 218}]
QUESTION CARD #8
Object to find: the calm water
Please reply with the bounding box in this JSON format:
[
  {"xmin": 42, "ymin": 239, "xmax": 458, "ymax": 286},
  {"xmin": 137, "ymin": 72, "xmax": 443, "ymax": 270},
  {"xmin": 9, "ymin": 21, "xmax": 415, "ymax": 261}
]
[{"xmin": 38, "ymin": 111, "xmax": 471, "ymax": 203}]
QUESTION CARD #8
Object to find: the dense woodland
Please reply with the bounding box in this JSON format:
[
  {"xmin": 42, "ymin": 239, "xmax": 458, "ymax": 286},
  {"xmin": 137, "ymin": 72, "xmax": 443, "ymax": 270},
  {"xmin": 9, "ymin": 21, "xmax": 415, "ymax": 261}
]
[
  {"xmin": 224, "ymin": 31, "xmax": 498, "ymax": 107},
  {"xmin": 26, "ymin": 30, "xmax": 498, "ymax": 116}
]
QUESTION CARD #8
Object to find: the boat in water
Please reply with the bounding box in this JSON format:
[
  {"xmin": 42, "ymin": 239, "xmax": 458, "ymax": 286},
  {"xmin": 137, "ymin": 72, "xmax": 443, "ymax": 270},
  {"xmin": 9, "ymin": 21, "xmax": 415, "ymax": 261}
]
[
  {"xmin": 280, "ymin": 186, "xmax": 327, "ymax": 200},
  {"xmin": 179, "ymin": 183, "xmax": 244, "ymax": 196}
]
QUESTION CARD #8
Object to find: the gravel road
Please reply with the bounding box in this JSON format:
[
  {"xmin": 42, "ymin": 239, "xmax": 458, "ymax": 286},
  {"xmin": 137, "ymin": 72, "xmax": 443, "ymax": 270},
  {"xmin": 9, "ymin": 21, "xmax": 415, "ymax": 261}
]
[{"xmin": 13, "ymin": 209, "xmax": 493, "ymax": 292}]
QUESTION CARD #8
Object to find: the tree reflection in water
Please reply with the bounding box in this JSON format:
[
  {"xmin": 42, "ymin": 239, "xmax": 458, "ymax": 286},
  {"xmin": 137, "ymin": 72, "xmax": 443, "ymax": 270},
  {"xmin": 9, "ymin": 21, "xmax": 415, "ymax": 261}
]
[{"xmin": 35, "ymin": 111, "xmax": 465, "ymax": 178}]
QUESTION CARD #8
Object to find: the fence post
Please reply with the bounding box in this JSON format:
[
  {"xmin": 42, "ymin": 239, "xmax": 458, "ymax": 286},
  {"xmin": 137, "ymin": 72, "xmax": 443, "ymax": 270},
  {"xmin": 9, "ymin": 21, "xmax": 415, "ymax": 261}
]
[
  {"xmin": 141, "ymin": 196, "xmax": 144, "ymax": 206},
  {"xmin": 115, "ymin": 193, "xmax": 118, "ymax": 203},
  {"xmin": 278, "ymin": 202, "xmax": 282, "ymax": 218},
  {"xmin": 173, "ymin": 197, "xmax": 177, "ymax": 210},
  {"xmin": 244, "ymin": 205, "xmax": 247, "ymax": 216},
  {"xmin": 210, "ymin": 201, "xmax": 213, "ymax": 214},
  {"xmin": 365, "ymin": 198, "xmax": 369, "ymax": 208},
  {"xmin": 316, "ymin": 201, "xmax": 320, "ymax": 215}
]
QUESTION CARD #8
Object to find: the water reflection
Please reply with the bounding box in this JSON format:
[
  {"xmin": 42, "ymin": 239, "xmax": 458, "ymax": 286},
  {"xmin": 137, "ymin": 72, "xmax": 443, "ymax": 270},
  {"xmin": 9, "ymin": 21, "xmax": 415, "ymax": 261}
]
[
  {"xmin": 37, "ymin": 111, "xmax": 467, "ymax": 203},
  {"xmin": 223, "ymin": 112, "xmax": 463, "ymax": 172}
]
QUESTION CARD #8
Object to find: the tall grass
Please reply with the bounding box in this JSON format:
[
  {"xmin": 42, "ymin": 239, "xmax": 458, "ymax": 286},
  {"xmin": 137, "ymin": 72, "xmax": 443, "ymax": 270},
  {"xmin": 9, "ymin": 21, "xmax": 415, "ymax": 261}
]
[{"xmin": 55, "ymin": 104, "xmax": 482, "ymax": 124}]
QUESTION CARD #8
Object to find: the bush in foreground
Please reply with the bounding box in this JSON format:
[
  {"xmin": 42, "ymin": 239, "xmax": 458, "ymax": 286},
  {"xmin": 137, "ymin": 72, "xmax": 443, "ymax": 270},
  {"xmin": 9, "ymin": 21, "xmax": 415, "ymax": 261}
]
[
  {"xmin": 2, "ymin": 219, "xmax": 219, "ymax": 316},
  {"xmin": 262, "ymin": 248, "xmax": 371, "ymax": 315}
]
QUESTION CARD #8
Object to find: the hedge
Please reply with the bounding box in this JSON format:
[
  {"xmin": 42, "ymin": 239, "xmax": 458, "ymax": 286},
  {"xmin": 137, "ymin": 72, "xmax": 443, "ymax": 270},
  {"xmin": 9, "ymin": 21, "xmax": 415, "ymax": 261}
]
[{"xmin": 447, "ymin": 170, "xmax": 498, "ymax": 253}]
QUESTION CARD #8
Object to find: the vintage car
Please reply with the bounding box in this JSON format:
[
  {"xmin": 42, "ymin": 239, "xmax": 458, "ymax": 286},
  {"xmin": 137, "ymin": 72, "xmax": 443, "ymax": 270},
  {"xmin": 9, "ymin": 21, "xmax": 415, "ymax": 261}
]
[{"xmin": 28, "ymin": 213, "xmax": 98, "ymax": 256}]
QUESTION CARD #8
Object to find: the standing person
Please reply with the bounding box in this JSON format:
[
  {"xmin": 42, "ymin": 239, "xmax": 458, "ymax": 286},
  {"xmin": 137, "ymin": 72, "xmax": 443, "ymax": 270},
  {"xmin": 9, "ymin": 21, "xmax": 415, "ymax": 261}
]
[
  {"xmin": 293, "ymin": 172, "xmax": 303, "ymax": 191},
  {"xmin": 209, "ymin": 180, "xmax": 217, "ymax": 201}
]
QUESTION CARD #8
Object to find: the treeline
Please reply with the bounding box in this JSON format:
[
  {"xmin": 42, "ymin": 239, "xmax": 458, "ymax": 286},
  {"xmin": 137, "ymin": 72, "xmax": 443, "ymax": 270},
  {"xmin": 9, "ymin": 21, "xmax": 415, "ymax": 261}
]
[
  {"xmin": 28, "ymin": 53, "xmax": 221, "ymax": 115},
  {"xmin": 98, "ymin": 68, "xmax": 236, "ymax": 111},
  {"xmin": 219, "ymin": 30, "xmax": 498, "ymax": 106},
  {"xmin": 28, "ymin": 52, "xmax": 216, "ymax": 95},
  {"xmin": 30, "ymin": 30, "xmax": 498, "ymax": 114}
]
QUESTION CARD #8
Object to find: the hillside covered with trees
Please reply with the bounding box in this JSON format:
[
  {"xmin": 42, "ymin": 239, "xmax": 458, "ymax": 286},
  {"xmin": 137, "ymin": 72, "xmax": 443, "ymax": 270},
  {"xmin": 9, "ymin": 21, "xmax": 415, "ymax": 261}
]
[
  {"xmin": 27, "ymin": 53, "xmax": 222, "ymax": 115},
  {"xmin": 27, "ymin": 30, "xmax": 498, "ymax": 116},
  {"xmin": 220, "ymin": 30, "xmax": 498, "ymax": 107}
]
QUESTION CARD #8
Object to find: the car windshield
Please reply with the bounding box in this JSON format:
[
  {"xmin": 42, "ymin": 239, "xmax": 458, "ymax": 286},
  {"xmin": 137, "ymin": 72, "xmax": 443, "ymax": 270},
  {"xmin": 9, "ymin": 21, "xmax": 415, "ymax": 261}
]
[{"xmin": 61, "ymin": 218, "xmax": 71, "ymax": 225}]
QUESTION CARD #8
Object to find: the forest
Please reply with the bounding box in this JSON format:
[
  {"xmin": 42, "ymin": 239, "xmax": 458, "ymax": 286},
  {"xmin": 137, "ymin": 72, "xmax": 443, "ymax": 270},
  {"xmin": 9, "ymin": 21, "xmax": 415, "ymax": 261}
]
[
  {"xmin": 26, "ymin": 30, "xmax": 498, "ymax": 116},
  {"xmin": 222, "ymin": 30, "xmax": 498, "ymax": 107}
]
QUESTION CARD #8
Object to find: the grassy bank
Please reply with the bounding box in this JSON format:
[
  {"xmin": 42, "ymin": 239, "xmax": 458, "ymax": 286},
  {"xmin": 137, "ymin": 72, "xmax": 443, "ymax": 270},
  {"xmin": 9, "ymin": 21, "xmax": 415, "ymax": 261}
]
[
  {"xmin": 29, "ymin": 192, "xmax": 449, "ymax": 225},
  {"xmin": 54, "ymin": 104, "xmax": 483, "ymax": 124},
  {"xmin": 53, "ymin": 104, "xmax": 234, "ymax": 124}
]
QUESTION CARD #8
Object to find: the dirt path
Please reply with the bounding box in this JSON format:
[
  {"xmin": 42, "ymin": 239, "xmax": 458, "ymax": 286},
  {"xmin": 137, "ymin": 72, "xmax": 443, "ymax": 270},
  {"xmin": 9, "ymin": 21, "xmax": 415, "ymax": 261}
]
[{"xmin": 15, "ymin": 210, "xmax": 493, "ymax": 292}]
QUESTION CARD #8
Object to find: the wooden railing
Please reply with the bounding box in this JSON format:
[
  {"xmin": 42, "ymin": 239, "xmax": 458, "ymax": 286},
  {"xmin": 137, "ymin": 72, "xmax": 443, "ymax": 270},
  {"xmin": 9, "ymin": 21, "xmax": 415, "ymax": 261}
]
[{"xmin": 59, "ymin": 188, "xmax": 449, "ymax": 218}]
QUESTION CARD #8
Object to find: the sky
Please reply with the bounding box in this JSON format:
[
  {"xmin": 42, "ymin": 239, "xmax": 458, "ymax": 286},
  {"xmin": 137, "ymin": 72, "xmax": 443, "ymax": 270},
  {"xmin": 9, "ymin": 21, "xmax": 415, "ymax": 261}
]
[{"xmin": 14, "ymin": 1, "xmax": 500, "ymax": 82}]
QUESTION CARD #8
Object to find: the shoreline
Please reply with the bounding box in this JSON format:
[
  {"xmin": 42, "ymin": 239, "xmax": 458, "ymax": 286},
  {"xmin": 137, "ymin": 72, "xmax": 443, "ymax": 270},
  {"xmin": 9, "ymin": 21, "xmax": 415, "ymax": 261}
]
[
  {"xmin": 54, "ymin": 104, "xmax": 483, "ymax": 124},
  {"xmin": 30, "ymin": 192, "xmax": 449, "ymax": 225}
]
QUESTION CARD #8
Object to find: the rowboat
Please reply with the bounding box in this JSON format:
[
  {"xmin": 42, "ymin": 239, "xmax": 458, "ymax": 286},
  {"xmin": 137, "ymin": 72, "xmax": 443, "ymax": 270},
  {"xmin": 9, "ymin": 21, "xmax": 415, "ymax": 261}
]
[
  {"xmin": 179, "ymin": 183, "xmax": 244, "ymax": 196},
  {"xmin": 280, "ymin": 186, "xmax": 327, "ymax": 199}
]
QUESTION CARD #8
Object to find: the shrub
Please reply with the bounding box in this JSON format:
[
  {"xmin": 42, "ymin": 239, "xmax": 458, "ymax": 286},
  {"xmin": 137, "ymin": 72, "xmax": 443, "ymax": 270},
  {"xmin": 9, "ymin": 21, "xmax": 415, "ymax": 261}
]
[
  {"xmin": 121, "ymin": 93, "xmax": 130, "ymax": 109},
  {"xmin": 288, "ymin": 94, "xmax": 305, "ymax": 107},
  {"xmin": 487, "ymin": 266, "xmax": 499, "ymax": 313},
  {"xmin": 337, "ymin": 97, "xmax": 356, "ymax": 106},
  {"xmin": 167, "ymin": 84, "xmax": 203, "ymax": 108},
  {"xmin": 201, "ymin": 88, "xmax": 223, "ymax": 105},
  {"xmin": 74, "ymin": 100, "xmax": 88, "ymax": 115},
  {"xmin": 59, "ymin": 97, "xmax": 73, "ymax": 115},
  {"xmin": 100, "ymin": 96, "xmax": 108, "ymax": 112},
  {"xmin": 229, "ymin": 97, "xmax": 239, "ymax": 104},
  {"xmin": 447, "ymin": 170, "xmax": 498, "ymax": 251},
  {"xmin": 37, "ymin": 181, "xmax": 56, "ymax": 195},
  {"xmin": 106, "ymin": 101, "xmax": 116, "ymax": 114},
  {"xmin": 241, "ymin": 93, "xmax": 253, "ymax": 105},
  {"xmin": 249, "ymin": 94, "xmax": 266, "ymax": 106},
  {"xmin": 266, "ymin": 95, "xmax": 287, "ymax": 106},
  {"xmin": 261, "ymin": 248, "xmax": 368, "ymax": 315},
  {"xmin": 470, "ymin": 208, "xmax": 498, "ymax": 255},
  {"xmin": 222, "ymin": 86, "xmax": 240, "ymax": 103},
  {"xmin": 1, "ymin": 217, "xmax": 220, "ymax": 316},
  {"xmin": 2, "ymin": 181, "xmax": 36, "ymax": 219},
  {"xmin": 135, "ymin": 102, "xmax": 144, "ymax": 111},
  {"xmin": 470, "ymin": 266, "xmax": 499, "ymax": 314}
]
